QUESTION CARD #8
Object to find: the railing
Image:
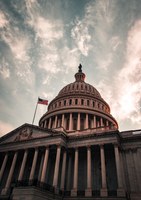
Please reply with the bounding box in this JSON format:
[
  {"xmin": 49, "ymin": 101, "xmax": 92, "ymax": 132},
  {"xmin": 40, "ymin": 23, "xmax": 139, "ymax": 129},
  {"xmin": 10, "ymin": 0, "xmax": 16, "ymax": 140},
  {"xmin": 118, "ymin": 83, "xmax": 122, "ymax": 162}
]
[
  {"xmin": 77, "ymin": 190, "xmax": 85, "ymax": 196},
  {"xmin": 15, "ymin": 180, "xmax": 117, "ymax": 197},
  {"xmin": 15, "ymin": 180, "xmax": 57, "ymax": 194},
  {"xmin": 108, "ymin": 190, "xmax": 117, "ymax": 196},
  {"xmin": 92, "ymin": 190, "xmax": 100, "ymax": 196}
]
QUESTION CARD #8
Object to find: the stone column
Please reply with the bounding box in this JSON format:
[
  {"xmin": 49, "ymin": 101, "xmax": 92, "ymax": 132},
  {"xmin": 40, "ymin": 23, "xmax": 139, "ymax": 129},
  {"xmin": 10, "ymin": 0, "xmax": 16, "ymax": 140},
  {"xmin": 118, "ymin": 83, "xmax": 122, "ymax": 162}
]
[
  {"xmin": 53, "ymin": 145, "xmax": 61, "ymax": 188},
  {"xmin": 18, "ymin": 149, "xmax": 28, "ymax": 181},
  {"xmin": 100, "ymin": 117, "xmax": 104, "ymax": 127},
  {"xmin": 69, "ymin": 113, "xmax": 73, "ymax": 131},
  {"xmin": 106, "ymin": 120, "xmax": 109, "ymax": 128},
  {"xmin": 2, "ymin": 151, "xmax": 18, "ymax": 195},
  {"xmin": 77, "ymin": 113, "xmax": 80, "ymax": 130},
  {"xmin": 97, "ymin": 121, "xmax": 100, "ymax": 128},
  {"xmin": 114, "ymin": 145, "xmax": 125, "ymax": 196},
  {"xmin": 133, "ymin": 149, "xmax": 141, "ymax": 191},
  {"xmin": 85, "ymin": 146, "xmax": 92, "ymax": 196},
  {"xmin": 0, "ymin": 153, "xmax": 8, "ymax": 182},
  {"xmin": 64, "ymin": 117, "xmax": 66, "ymax": 130},
  {"xmin": 93, "ymin": 115, "xmax": 96, "ymax": 128},
  {"xmin": 61, "ymin": 114, "xmax": 65, "ymax": 128},
  {"xmin": 85, "ymin": 113, "xmax": 88, "ymax": 129},
  {"xmin": 54, "ymin": 115, "xmax": 58, "ymax": 128},
  {"xmin": 29, "ymin": 148, "xmax": 38, "ymax": 182},
  {"xmin": 40, "ymin": 147, "xmax": 49, "ymax": 183},
  {"xmin": 48, "ymin": 117, "xmax": 52, "ymax": 129},
  {"xmin": 67, "ymin": 153, "xmax": 72, "ymax": 190},
  {"xmin": 44, "ymin": 120, "xmax": 47, "ymax": 128},
  {"xmin": 38, "ymin": 153, "xmax": 44, "ymax": 181},
  {"xmin": 100, "ymin": 145, "xmax": 107, "ymax": 197},
  {"xmin": 60, "ymin": 150, "xmax": 67, "ymax": 190},
  {"xmin": 71, "ymin": 148, "xmax": 78, "ymax": 196}
]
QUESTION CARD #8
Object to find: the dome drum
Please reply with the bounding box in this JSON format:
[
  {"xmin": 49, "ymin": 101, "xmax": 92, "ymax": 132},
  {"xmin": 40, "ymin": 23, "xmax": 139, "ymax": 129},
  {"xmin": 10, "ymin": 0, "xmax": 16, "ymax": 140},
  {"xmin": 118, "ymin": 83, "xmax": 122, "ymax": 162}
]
[{"xmin": 39, "ymin": 111, "xmax": 118, "ymax": 133}]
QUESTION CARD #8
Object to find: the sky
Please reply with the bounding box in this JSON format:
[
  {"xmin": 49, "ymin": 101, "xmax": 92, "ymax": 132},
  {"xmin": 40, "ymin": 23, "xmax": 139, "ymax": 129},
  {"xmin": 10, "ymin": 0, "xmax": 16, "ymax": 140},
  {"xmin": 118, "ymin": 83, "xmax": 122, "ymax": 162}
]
[{"xmin": 0, "ymin": 0, "xmax": 141, "ymax": 136}]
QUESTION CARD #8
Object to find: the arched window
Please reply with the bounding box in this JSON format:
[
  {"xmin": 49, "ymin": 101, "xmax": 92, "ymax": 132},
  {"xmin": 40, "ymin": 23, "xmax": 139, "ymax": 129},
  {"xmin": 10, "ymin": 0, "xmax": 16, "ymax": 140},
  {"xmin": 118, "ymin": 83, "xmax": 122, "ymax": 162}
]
[
  {"xmin": 81, "ymin": 99, "xmax": 84, "ymax": 105},
  {"xmin": 59, "ymin": 101, "xmax": 61, "ymax": 106},
  {"xmin": 93, "ymin": 101, "xmax": 95, "ymax": 107},
  {"xmin": 64, "ymin": 100, "xmax": 66, "ymax": 106},
  {"xmin": 69, "ymin": 99, "xmax": 72, "ymax": 105},
  {"xmin": 75, "ymin": 99, "xmax": 78, "ymax": 105},
  {"xmin": 87, "ymin": 100, "xmax": 89, "ymax": 106}
]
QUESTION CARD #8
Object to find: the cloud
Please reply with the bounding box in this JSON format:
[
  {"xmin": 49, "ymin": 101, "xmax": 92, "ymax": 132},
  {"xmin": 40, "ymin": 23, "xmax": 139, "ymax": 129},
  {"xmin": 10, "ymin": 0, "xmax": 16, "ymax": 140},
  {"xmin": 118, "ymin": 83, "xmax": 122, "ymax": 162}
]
[
  {"xmin": 115, "ymin": 20, "xmax": 141, "ymax": 121},
  {"xmin": 97, "ymin": 19, "xmax": 141, "ymax": 129},
  {"xmin": 71, "ymin": 0, "xmax": 120, "ymax": 69},
  {"xmin": 0, "ymin": 59, "xmax": 10, "ymax": 79},
  {"xmin": 32, "ymin": 17, "xmax": 63, "ymax": 42},
  {"xmin": 0, "ymin": 10, "xmax": 9, "ymax": 28},
  {"xmin": 2, "ymin": 27, "xmax": 31, "ymax": 62},
  {"xmin": 39, "ymin": 52, "xmax": 60, "ymax": 73},
  {"xmin": 71, "ymin": 18, "xmax": 92, "ymax": 56},
  {"xmin": 1, "ymin": 20, "xmax": 34, "ymax": 85},
  {"xmin": 25, "ymin": 0, "xmax": 64, "ymax": 43},
  {"xmin": 0, "ymin": 121, "xmax": 14, "ymax": 136}
]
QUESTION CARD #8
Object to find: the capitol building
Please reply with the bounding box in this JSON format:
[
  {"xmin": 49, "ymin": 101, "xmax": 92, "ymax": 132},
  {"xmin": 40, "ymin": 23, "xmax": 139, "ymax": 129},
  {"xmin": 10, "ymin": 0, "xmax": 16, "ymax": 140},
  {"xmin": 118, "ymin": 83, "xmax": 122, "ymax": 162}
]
[{"xmin": 0, "ymin": 65, "xmax": 141, "ymax": 200}]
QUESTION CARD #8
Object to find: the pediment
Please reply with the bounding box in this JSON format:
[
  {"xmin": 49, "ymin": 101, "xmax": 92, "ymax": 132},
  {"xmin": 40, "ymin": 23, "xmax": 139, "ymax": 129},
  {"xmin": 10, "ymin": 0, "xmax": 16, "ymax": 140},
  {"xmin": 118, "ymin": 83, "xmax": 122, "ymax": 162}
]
[{"xmin": 0, "ymin": 124, "xmax": 52, "ymax": 144}]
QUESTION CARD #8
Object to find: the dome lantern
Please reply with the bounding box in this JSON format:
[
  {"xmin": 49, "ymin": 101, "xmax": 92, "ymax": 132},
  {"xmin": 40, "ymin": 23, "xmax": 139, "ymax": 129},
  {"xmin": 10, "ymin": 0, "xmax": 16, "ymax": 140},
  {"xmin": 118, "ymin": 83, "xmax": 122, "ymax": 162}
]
[{"xmin": 75, "ymin": 64, "xmax": 85, "ymax": 82}]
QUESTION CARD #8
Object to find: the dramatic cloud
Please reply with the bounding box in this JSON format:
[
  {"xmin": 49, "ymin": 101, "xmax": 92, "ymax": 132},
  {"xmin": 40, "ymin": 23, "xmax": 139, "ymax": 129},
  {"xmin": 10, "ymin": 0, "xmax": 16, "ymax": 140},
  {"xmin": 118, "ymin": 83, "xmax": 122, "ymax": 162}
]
[
  {"xmin": 97, "ymin": 19, "xmax": 141, "ymax": 130},
  {"xmin": 1, "ymin": 0, "xmax": 141, "ymax": 135}
]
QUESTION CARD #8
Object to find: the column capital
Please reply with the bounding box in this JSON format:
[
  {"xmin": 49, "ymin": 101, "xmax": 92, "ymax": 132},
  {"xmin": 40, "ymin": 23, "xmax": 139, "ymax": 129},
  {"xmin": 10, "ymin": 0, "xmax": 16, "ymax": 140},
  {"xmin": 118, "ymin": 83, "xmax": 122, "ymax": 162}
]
[
  {"xmin": 87, "ymin": 145, "xmax": 91, "ymax": 150},
  {"xmin": 23, "ymin": 148, "xmax": 28, "ymax": 152},
  {"xmin": 74, "ymin": 147, "xmax": 79, "ymax": 151},
  {"xmin": 99, "ymin": 144, "xmax": 104, "ymax": 148},
  {"xmin": 62, "ymin": 148, "xmax": 67, "ymax": 153},
  {"xmin": 114, "ymin": 143, "xmax": 119, "ymax": 147},
  {"xmin": 56, "ymin": 144, "xmax": 61, "ymax": 148}
]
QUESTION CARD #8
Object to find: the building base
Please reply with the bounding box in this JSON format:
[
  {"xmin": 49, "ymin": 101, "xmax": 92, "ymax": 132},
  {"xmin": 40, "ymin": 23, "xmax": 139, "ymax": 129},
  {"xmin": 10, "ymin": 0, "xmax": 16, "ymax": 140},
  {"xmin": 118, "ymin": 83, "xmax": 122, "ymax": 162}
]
[
  {"xmin": 100, "ymin": 188, "xmax": 108, "ymax": 197},
  {"xmin": 71, "ymin": 189, "xmax": 77, "ymax": 196},
  {"xmin": 130, "ymin": 192, "xmax": 141, "ymax": 200},
  {"xmin": 85, "ymin": 188, "xmax": 92, "ymax": 196},
  {"xmin": 1, "ymin": 188, "xmax": 8, "ymax": 195},
  {"xmin": 11, "ymin": 186, "xmax": 62, "ymax": 200},
  {"xmin": 117, "ymin": 188, "xmax": 125, "ymax": 197}
]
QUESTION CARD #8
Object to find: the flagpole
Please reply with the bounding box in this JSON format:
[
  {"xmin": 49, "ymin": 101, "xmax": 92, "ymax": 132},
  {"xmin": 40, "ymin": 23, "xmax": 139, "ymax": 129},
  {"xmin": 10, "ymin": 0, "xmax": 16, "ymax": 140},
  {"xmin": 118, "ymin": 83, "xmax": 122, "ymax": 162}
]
[{"xmin": 32, "ymin": 101, "xmax": 38, "ymax": 125}]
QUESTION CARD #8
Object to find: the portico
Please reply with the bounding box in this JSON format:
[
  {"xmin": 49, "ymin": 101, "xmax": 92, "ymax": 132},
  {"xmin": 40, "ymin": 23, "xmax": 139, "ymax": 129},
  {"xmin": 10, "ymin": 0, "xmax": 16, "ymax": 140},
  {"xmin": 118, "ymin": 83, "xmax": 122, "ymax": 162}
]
[{"xmin": 0, "ymin": 128, "xmax": 125, "ymax": 198}]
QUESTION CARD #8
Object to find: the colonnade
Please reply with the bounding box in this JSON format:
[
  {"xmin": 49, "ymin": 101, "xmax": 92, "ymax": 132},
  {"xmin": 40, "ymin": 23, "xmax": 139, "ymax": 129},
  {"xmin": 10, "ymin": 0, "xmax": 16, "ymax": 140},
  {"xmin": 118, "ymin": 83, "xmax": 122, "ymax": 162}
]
[
  {"xmin": 41, "ymin": 113, "xmax": 115, "ymax": 131},
  {"xmin": 0, "ymin": 144, "xmax": 124, "ymax": 197}
]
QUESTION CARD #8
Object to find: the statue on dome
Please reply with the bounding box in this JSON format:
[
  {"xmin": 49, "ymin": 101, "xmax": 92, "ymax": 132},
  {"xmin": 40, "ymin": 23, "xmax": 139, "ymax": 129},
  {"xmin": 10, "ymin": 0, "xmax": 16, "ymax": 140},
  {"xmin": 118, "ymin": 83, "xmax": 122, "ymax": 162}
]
[{"xmin": 78, "ymin": 64, "xmax": 82, "ymax": 72}]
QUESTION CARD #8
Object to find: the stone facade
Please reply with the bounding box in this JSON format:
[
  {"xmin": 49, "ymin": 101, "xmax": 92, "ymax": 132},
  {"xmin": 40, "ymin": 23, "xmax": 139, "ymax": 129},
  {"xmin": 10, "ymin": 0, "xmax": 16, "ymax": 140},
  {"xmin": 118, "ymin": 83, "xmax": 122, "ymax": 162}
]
[{"xmin": 0, "ymin": 66, "xmax": 141, "ymax": 200}]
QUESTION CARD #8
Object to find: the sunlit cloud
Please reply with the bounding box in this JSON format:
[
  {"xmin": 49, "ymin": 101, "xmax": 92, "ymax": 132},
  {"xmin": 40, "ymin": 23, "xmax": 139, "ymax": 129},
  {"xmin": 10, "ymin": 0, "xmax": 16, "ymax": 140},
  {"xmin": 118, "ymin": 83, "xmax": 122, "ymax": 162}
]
[
  {"xmin": 1, "ymin": 0, "xmax": 141, "ymax": 134},
  {"xmin": 97, "ymin": 19, "xmax": 141, "ymax": 129},
  {"xmin": 71, "ymin": 18, "xmax": 92, "ymax": 56},
  {"xmin": 0, "ymin": 59, "xmax": 10, "ymax": 79},
  {"xmin": 0, "ymin": 121, "xmax": 14, "ymax": 136},
  {"xmin": 0, "ymin": 11, "xmax": 9, "ymax": 28}
]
